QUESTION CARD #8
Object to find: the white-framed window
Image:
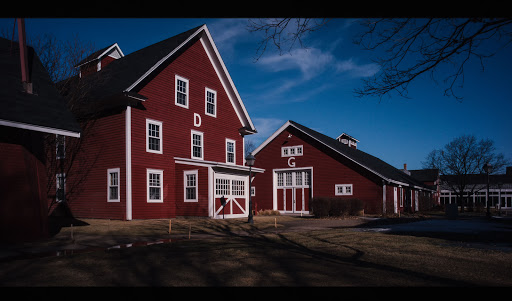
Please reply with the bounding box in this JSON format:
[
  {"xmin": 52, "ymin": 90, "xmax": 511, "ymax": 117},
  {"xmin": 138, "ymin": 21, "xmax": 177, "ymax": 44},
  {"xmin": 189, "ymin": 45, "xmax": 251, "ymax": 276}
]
[
  {"xmin": 205, "ymin": 87, "xmax": 216, "ymax": 117},
  {"xmin": 215, "ymin": 178, "xmax": 230, "ymax": 196},
  {"xmin": 56, "ymin": 134, "xmax": 65, "ymax": 159},
  {"xmin": 251, "ymin": 186, "xmax": 255, "ymax": 197},
  {"xmin": 191, "ymin": 130, "xmax": 204, "ymax": 160},
  {"xmin": 175, "ymin": 75, "xmax": 189, "ymax": 108},
  {"xmin": 184, "ymin": 170, "xmax": 198, "ymax": 202},
  {"xmin": 232, "ymin": 180, "xmax": 245, "ymax": 196},
  {"xmin": 335, "ymin": 184, "xmax": 353, "ymax": 196},
  {"xmin": 277, "ymin": 173, "xmax": 284, "ymax": 187},
  {"xmin": 296, "ymin": 172, "xmax": 303, "ymax": 186},
  {"xmin": 107, "ymin": 168, "xmax": 120, "ymax": 202},
  {"xmin": 281, "ymin": 145, "xmax": 303, "ymax": 157},
  {"xmin": 226, "ymin": 139, "xmax": 235, "ymax": 164},
  {"xmin": 56, "ymin": 173, "xmax": 66, "ymax": 203},
  {"xmin": 285, "ymin": 172, "xmax": 293, "ymax": 186},
  {"xmin": 147, "ymin": 169, "xmax": 163, "ymax": 203},
  {"xmin": 146, "ymin": 119, "xmax": 162, "ymax": 154}
]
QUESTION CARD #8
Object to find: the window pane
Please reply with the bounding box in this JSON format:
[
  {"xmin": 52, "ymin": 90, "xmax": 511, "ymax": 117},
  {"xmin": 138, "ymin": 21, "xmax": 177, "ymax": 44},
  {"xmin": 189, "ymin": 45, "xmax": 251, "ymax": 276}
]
[
  {"xmin": 192, "ymin": 133, "xmax": 202, "ymax": 158},
  {"xmin": 277, "ymin": 173, "xmax": 283, "ymax": 187},
  {"xmin": 186, "ymin": 187, "xmax": 196, "ymax": 200},
  {"xmin": 296, "ymin": 172, "xmax": 302, "ymax": 186},
  {"xmin": 148, "ymin": 122, "xmax": 161, "ymax": 151},
  {"xmin": 149, "ymin": 137, "xmax": 160, "ymax": 151},
  {"xmin": 227, "ymin": 153, "xmax": 234, "ymax": 163},
  {"xmin": 227, "ymin": 141, "xmax": 234, "ymax": 163},
  {"xmin": 285, "ymin": 172, "xmax": 292, "ymax": 186},
  {"xmin": 176, "ymin": 79, "xmax": 187, "ymax": 105},
  {"xmin": 110, "ymin": 187, "xmax": 118, "ymax": 199},
  {"xmin": 110, "ymin": 172, "xmax": 118, "ymax": 186},
  {"xmin": 215, "ymin": 178, "xmax": 230, "ymax": 196},
  {"xmin": 150, "ymin": 187, "xmax": 161, "ymax": 200},
  {"xmin": 227, "ymin": 142, "xmax": 234, "ymax": 152},
  {"xmin": 206, "ymin": 91, "xmax": 215, "ymax": 115},
  {"xmin": 177, "ymin": 92, "xmax": 186, "ymax": 105}
]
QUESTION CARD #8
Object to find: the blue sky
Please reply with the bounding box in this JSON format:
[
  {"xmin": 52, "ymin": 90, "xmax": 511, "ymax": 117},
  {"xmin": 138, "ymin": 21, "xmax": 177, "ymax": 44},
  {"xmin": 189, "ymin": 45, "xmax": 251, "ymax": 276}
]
[{"xmin": 2, "ymin": 18, "xmax": 511, "ymax": 171}]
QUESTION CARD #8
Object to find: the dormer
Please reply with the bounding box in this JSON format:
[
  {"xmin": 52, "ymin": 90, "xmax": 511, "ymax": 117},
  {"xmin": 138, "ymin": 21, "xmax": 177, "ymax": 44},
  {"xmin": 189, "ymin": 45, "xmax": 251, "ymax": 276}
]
[
  {"xmin": 336, "ymin": 132, "xmax": 359, "ymax": 149},
  {"xmin": 75, "ymin": 43, "xmax": 124, "ymax": 78}
]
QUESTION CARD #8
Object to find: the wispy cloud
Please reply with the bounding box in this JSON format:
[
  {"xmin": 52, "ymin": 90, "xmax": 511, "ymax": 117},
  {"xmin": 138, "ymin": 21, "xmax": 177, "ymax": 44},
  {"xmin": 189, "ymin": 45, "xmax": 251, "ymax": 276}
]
[
  {"xmin": 336, "ymin": 58, "xmax": 380, "ymax": 78},
  {"xmin": 257, "ymin": 47, "xmax": 334, "ymax": 80},
  {"xmin": 208, "ymin": 19, "xmax": 251, "ymax": 58},
  {"xmin": 249, "ymin": 117, "xmax": 286, "ymax": 146}
]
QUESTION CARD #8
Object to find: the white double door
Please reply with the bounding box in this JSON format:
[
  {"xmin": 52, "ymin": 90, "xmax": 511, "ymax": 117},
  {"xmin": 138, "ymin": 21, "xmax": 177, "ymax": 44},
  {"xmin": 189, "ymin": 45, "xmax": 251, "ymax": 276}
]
[{"xmin": 275, "ymin": 169, "xmax": 311, "ymax": 213}]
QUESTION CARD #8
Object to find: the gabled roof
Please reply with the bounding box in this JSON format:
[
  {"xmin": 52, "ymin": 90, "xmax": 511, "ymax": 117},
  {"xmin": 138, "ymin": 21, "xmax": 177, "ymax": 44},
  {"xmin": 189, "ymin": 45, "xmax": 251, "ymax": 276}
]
[
  {"xmin": 62, "ymin": 24, "xmax": 256, "ymax": 133},
  {"xmin": 75, "ymin": 43, "xmax": 124, "ymax": 67},
  {"xmin": 410, "ymin": 169, "xmax": 439, "ymax": 183},
  {"xmin": 253, "ymin": 120, "xmax": 431, "ymax": 189},
  {"xmin": 0, "ymin": 37, "xmax": 81, "ymax": 137}
]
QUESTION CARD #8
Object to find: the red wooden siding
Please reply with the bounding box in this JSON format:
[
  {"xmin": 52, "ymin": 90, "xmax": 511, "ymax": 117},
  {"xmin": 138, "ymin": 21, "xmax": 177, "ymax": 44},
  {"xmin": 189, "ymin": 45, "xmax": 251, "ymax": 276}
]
[
  {"xmin": 129, "ymin": 38, "xmax": 245, "ymax": 219},
  {"xmin": 61, "ymin": 112, "xmax": 127, "ymax": 219},
  {"xmin": 174, "ymin": 165, "xmax": 209, "ymax": 217},
  {"xmin": 58, "ymin": 35, "xmax": 249, "ymax": 220},
  {"xmin": 101, "ymin": 55, "xmax": 116, "ymax": 69},
  {"xmin": 0, "ymin": 128, "xmax": 48, "ymax": 242},
  {"xmin": 252, "ymin": 127, "xmax": 385, "ymax": 214}
]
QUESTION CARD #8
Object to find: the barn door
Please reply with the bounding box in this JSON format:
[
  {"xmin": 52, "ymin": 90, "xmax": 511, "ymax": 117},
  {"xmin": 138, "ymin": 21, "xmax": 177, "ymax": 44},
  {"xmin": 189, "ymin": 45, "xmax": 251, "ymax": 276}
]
[
  {"xmin": 275, "ymin": 169, "xmax": 311, "ymax": 214},
  {"xmin": 214, "ymin": 174, "xmax": 247, "ymax": 219}
]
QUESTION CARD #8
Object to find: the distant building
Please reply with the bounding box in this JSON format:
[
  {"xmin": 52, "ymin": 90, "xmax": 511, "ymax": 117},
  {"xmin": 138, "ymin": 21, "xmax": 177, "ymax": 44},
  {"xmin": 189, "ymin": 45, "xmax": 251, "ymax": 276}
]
[
  {"xmin": 408, "ymin": 168, "xmax": 440, "ymax": 206},
  {"xmin": 439, "ymin": 167, "xmax": 512, "ymax": 211}
]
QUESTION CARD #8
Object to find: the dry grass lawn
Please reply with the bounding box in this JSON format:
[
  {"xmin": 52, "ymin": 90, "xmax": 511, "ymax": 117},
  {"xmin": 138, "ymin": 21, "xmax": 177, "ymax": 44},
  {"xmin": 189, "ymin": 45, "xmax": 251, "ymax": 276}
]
[{"xmin": 1, "ymin": 215, "xmax": 511, "ymax": 286}]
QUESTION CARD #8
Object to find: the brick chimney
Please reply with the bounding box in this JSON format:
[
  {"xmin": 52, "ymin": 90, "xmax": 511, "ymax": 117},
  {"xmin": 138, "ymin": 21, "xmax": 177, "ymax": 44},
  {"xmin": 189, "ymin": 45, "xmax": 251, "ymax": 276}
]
[
  {"xmin": 402, "ymin": 163, "xmax": 411, "ymax": 175},
  {"xmin": 17, "ymin": 18, "xmax": 32, "ymax": 94}
]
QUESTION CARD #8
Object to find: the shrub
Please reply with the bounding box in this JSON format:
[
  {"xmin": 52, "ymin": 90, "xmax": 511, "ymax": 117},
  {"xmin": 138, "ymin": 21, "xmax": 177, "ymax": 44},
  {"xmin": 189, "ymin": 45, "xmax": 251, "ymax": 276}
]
[
  {"xmin": 257, "ymin": 209, "xmax": 281, "ymax": 216},
  {"xmin": 310, "ymin": 197, "xmax": 364, "ymax": 218}
]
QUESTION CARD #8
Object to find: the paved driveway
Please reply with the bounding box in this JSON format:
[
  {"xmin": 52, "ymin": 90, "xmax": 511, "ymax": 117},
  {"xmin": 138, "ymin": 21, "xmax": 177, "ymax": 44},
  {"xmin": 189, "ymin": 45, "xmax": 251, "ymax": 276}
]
[{"xmin": 355, "ymin": 216, "xmax": 512, "ymax": 252}]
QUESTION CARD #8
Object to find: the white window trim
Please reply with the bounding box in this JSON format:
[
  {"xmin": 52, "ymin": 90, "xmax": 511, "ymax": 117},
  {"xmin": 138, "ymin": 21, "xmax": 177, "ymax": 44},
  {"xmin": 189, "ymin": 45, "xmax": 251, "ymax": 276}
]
[
  {"xmin": 56, "ymin": 173, "xmax": 66, "ymax": 203},
  {"xmin": 146, "ymin": 119, "xmax": 163, "ymax": 154},
  {"xmin": 147, "ymin": 169, "xmax": 164, "ymax": 203},
  {"xmin": 281, "ymin": 145, "xmax": 303, "ymax": 157},
  {"xmin": 335, "ymin": 184, "xmax": 353, "ymax": 196},
  {"xmin": 251, "ymin": 186, "xmax": 255, "ymax": 197},
  {"xmin": 205, "ymin": 87, "xmax": 217, "ymax": 117},
  {"xmin": 107, "ymin": 168, "xmax": 120, "ymax": 202},
  {"xmin": 184, "ymin": 170, "xmax": 198, "ymax": 202},
  {"xmin": 175, "ymin": 74, "xmax": 189, "ymax": 109},
  {"xmin": 226, "ymin": 138, "xmax": 236, "ymax": 165},
  {"xmin": 191, "ymin": 130, "xmax": 204, "ymax": 160}
]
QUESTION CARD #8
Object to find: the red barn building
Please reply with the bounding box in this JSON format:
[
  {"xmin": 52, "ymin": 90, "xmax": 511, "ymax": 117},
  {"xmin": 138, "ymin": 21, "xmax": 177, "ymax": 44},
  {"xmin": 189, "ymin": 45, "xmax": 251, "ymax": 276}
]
[
  {"xmin": 58, "ymin": 24, "xmax": 262, "ymax": 220},
  {"xmin": 0, "ymin": 20, "xmax": 81, "ymax": 242},
  {"xmin": 251, "ymin": 120, "xmax": 434, "ymax": 215}
]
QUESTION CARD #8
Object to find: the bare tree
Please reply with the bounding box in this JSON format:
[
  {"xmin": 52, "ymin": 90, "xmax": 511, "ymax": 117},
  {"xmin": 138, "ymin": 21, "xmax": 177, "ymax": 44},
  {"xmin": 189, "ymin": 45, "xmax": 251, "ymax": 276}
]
[
  {"xmin": 422, "ymin": 134, "xmax": 509, "ymax": 212},
  {"xmin": 245, "ymin": 138, "xmax": 257, "ymax": 157},
  {"xmin": 248, "ymin": 18, "xmax": 512, "ymax": 100},
  {"xmin": 247, "ymin": 18, "xmax": 330, "ymax": 61}
]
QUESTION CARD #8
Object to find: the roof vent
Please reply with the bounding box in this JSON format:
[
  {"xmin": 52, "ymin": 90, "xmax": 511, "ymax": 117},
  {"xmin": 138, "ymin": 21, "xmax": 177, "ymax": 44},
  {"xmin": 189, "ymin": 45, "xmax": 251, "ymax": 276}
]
[{"xmin": 336, "ymin": 133, "xmax": 359, "ymax": 149}]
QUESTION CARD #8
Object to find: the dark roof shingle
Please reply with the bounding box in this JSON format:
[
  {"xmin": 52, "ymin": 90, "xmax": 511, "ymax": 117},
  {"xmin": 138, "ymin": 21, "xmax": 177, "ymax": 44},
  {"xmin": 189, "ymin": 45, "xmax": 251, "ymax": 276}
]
[
  {"xmin": 288, "ymin": 120, "xmax": 430, "ymax": 189},
  {"xmin": 0, "ymin": 37, "xmax": 81, "ymax": 136}
]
